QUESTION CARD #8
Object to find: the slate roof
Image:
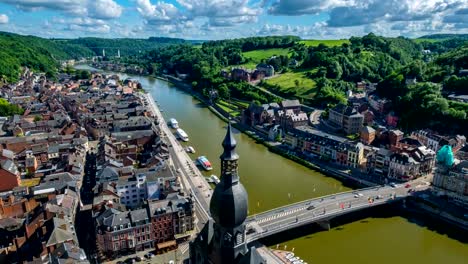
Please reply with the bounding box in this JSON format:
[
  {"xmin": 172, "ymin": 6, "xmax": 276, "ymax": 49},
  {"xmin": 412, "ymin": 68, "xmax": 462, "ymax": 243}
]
[
  {"xmin": 281, "ymin": 99, "xmax": 301, "ymax": 109},
  {"xmin": 51, "ymin": 242, "xmax": 89, "ymax": 264},
  {"xmin": 0, "ymin": 159, "xmax": 19, "ymax": 175}
]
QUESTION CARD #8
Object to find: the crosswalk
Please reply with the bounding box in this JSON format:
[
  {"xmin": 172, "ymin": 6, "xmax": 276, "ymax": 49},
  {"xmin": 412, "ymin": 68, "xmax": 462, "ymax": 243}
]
[
  {"xmin": 257, "ymin": 207, "xmax": 306, "ymax": 224},
  {"xmin": 179, "ymin": 243, "xmax": 190, "ymax": 254}
]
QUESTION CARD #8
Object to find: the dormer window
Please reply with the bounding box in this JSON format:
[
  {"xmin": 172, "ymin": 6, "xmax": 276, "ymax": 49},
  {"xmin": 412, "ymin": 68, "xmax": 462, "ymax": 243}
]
[
  {"xmin": 113, "ymin": 226, "xmax": 117, "ymax": 231},
  {"xmin": 120, "ymin": 225, "xmax": 124, "ymax": 230}
]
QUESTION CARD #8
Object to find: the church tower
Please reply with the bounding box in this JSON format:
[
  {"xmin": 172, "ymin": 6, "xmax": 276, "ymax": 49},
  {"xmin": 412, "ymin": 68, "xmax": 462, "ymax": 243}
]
[
  {"xmin": 190, "ymin": 123, "xmax": 255, "ymax": 263},
  {"xmin": 209, "ymin": 122, "xmax": 249, "ymax": 263}
]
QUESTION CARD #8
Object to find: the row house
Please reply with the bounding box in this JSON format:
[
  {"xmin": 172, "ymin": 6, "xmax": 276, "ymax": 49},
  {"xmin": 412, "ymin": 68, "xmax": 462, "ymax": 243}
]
[
  {"xmin": 95, "ymin": 194, "xmax": 194, "ymax": 258},
  {"xmin": 294, "ymin": 126, "xmax": 365, "ymax": 168},
  {"xmin": 368, "ymin": 146, "xmax": 435, "ymax": 182}
]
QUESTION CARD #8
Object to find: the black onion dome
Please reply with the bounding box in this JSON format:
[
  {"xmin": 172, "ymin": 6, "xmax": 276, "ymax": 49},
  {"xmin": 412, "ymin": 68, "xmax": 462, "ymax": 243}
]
[{"xmin": 210, "ymin": 178, "xmax": 248, "ymax": 228}]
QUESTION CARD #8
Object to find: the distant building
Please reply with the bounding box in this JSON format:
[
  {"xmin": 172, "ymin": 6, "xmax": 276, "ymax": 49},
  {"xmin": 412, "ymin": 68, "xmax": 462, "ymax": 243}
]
[
  {"xmin": 405, "ymin": 77, "xmax": 417, "ymax": 86},
  {"xmin": 329, "ymin": 104, "xmax": 364, "ymax": 135},
  {"xmin": 256, "ymin": 63, "xmax": 275, "ymax": 77}
]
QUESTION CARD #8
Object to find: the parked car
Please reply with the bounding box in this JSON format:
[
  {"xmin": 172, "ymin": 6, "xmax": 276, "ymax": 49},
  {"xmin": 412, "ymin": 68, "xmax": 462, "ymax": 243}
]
[
  {"xmin": 389, "ymin": 182, "xmax": 397, "ymax": 188},
  {"xmin": 135, "ymin": 256, "xmax": 143, "ymax": 262},
  {"xmin": 307, "ymin": 205, "xmax": 315, "ymax": 210},
  {"xmin": 405, "ymin": 183, "xmax": 411, "ymax": 188}
]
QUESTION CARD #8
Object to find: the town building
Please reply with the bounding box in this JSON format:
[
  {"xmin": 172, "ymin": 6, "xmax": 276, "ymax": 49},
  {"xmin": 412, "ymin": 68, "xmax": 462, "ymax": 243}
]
[
  {"xmin": 360, "ymin": 126, "xmax": 376, "ymax": 145},
  {"xmin": 328, "ymin": 104, "xmax": 364, "ymax": 135},
  {"xmin": 433, "ymin": 145, "xmax": 468, "ymax": 205}
]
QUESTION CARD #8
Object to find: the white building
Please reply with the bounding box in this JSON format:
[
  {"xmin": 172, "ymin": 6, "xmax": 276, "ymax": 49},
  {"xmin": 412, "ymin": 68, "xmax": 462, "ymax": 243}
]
[{"xmin": 116, "ymin": 173, "xmax": 147, "ymax": 208}]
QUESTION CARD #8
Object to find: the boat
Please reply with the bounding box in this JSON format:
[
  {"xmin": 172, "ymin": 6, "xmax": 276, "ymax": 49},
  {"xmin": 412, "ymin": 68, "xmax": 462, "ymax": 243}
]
[
  {"xmin": 197, "ymin": 156, "xmax": 213, "ymax": 171},
  {"xmin": 169, "ymin": 118, "xmax": 179, "ymax": 129},
  {"xmin": 185, "ymin": 146, "xmax": 196, "ymax": 153},
  {"xmin": 176, "ymin": 128, "xmax": 189, "ymax": 142}
]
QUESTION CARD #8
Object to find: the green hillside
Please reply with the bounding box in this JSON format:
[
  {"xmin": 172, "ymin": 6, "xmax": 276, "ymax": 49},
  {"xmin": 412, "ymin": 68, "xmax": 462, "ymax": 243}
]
[
  {"xmin": 299, "ymin": 39, "xmax": 349, "ymax": 47},
  {"xmin": 0, "ymin": 31, "xmax": 195, "ymax": 82}
]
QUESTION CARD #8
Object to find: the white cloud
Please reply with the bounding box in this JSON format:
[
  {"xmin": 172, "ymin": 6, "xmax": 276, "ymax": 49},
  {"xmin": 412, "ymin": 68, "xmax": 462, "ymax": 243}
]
[
  {"xmin": 88, "ymin": 0, "xmax": 123, "ymax": 19},
  {"xmin": 0, "ymin": 0, "xmax": 123, "ymax": 19},
  {"xmin": 267, "ymin": 0, "xmax": 353, "ymax": 15},
  {"xmin": 136, "ymin": 0, "xmax": 261, "ymax": 29},
  {"xmin": 55, "ymin": 17, "xmax": 111, "ymax": 34},
  {"xmin": 0, "ymin": 14, "xmax": 8, "ymax": 24}
]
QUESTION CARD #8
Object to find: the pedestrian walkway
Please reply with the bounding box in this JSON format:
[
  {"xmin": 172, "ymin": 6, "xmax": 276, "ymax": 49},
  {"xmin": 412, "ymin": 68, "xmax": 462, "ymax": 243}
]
[
  {"xmin": 106, "ymin": 248, "xmax": 184, "ymax": 264},
  {"xmin": 257, "ymin": 207, "xmax": 306, "ymax": 224}
]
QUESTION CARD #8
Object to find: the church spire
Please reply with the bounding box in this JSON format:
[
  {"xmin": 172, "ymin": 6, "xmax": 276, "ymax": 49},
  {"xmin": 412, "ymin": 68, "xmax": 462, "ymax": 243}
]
[{"xmin": 220, "ymin": 122, "xmax": 239, "ymax": 179}]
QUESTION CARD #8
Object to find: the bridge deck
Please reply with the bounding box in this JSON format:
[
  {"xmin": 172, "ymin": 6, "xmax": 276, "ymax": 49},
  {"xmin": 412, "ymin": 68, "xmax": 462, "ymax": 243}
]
[{"xmin": 245, "ymin": 184, "xmax": 426, "ymax": 242}]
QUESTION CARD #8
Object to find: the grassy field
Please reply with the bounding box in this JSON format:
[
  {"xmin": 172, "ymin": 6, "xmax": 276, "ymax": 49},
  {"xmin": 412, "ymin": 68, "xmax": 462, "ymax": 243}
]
[
  {"xmin": 237, "ymin": 48, "xmax": 291, "ymax": 69},
  {"xmin": 299, "ymin": 39, "xmax": 349, "ymax": 47},
  {"xmin": 413, "ymin": 38, "xmax": 446, "ymax": 43},
  {"xmin": 264, "ymin": 68, "xmax": 317, "ymax": 98},
  {"xmin": 216, "ymin": 100, "xmax": 241, "ymax": 117}
]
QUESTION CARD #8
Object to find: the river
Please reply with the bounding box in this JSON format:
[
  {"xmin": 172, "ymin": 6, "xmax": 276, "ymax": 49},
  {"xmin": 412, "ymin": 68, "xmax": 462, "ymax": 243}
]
[{"xmin": 75, "ymin": 65, "xmax": 467, "ymax": 264}]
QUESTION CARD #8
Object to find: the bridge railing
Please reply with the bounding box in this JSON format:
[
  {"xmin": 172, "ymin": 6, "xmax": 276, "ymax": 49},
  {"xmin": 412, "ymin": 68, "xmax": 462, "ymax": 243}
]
[
  {"xmin": 247, "ymin": 186, "xmax": 381, "ymax": 221},
  {"xmin": 247, "ymin": 195, "xmax": 404, "ymax": 242}
]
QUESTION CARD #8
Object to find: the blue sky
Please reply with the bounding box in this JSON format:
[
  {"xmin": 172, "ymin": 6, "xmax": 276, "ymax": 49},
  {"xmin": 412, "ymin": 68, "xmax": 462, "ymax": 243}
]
[{"xmin": 0, "ymin": 0, "xmax": 467, "ymax": 40}]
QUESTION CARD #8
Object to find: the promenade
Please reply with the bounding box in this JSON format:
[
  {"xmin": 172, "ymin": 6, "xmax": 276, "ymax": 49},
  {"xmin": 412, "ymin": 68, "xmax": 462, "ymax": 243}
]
[{"xmin": 139, "ymin": 92, "xmax": 213, "ymax": 229}]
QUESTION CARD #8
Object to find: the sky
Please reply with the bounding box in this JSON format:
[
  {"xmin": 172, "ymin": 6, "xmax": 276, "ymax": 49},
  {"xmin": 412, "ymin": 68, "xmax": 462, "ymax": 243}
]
[{"xmin": 0, "ymin": 0, "xmax": 467, "ymax": 40}]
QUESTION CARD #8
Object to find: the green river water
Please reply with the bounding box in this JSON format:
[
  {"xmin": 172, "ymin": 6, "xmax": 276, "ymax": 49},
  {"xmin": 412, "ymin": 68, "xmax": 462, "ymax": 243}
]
[{"xmin": 76, "ymin": 65, "xmax": 467, "ymax": 264}]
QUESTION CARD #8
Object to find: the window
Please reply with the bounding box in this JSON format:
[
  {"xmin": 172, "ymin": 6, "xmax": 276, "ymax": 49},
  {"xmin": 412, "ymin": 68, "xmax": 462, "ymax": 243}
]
[
  {"xmin": 120, "ymin": 233, "xmax": 125, "ymax": 239},
  {"xmin": 120, "ymin": 225, "xmax": 124, "ymax": 230},
  {"xmin": 146, "ymin": 226, "xmax": 149, "ymax": 232},
  {"xmin": 114, "ymin": 242, "xmax": 119, "ymax": 250},
  {"xmin": 146, "ymin": 234, "xmax": 150, "ymax": 240}
]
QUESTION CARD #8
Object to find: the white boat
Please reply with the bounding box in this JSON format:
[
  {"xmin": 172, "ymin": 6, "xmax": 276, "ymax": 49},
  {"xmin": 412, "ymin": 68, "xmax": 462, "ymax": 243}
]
[
  {"xmin": 169, "ymin": 118, "xmax": 179, "ymax": 129},
  {"xmin": 176, "ymin": 128, "xmax": 189, "ymax": 142},
  {"xmin": 197, "ymin": 156, "xmax": 213, "ymax": 171},
  {"xmin": 185, "ymin": 146, "xmax": 196, "ymax": 153}
]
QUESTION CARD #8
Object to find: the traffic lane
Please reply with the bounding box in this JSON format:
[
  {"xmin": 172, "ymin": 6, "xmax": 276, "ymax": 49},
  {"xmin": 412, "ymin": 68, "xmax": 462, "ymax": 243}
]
[
  {"xmin": 259, "ymin": 196, "xmax": 400, "ymax": 231},
  {"xmin": 255, "ymin": 191, "xmax": 408, "ymax": 225}
]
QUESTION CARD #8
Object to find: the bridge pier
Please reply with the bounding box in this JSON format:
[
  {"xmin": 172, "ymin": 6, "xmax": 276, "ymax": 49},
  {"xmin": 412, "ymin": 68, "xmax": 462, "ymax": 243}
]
[{"xmin": 317, "ymin": 220, "xmax": 331, "ymax": 231}]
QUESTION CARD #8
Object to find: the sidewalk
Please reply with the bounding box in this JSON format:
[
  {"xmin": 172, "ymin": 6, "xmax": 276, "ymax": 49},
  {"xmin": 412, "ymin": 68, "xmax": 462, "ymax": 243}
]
[{"xmin": 105, "ymin": 248, "xmax": 185, "ymax": 264}]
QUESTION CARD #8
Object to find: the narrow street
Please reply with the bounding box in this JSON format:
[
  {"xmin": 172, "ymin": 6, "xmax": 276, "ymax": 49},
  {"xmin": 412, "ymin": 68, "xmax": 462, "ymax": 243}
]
[{"xmin": 76, "ymin": 152, "xmax": 99, "ymax": 263}]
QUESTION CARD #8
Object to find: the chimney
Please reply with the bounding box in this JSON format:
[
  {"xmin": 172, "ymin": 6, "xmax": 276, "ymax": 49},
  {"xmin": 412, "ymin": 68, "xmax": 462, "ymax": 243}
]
[{"xmin": 8, "ymin": 195, "xmax": 15, "ymax": 204}]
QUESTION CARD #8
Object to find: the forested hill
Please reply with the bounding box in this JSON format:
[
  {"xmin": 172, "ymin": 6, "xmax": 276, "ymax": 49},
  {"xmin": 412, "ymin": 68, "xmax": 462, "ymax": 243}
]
[
  {"xmin": 0, "ymin": 31, "xmax": 90, "ymax": 83},
  {"xmin": 144, "ymin": 33, "xmax": 467, "ymax": 134},
  {"xmin": 0, "ymin": 31, "xmax": 196, "ymax": 83},
  {"xmin": 63, "ymin": 36, "xmax": 193, "ymax": 57},
  {"xmin": 418, "ymin": 34, "xmax": 468, "ymax": 40}
]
